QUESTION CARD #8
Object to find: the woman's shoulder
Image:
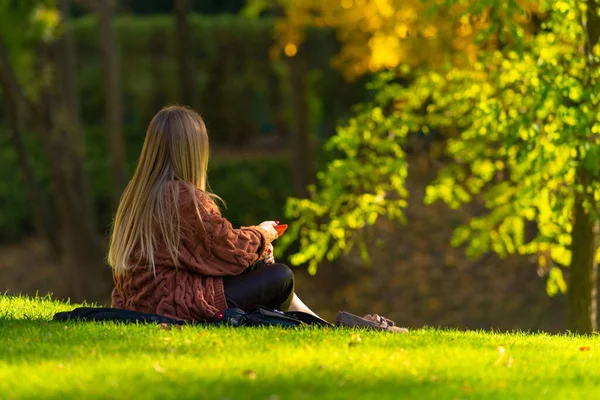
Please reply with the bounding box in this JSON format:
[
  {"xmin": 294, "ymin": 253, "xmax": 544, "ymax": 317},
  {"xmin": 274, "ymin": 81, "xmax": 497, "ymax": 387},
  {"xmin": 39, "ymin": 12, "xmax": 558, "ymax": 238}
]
[{"xmin": 169, "ymin": 180, "xmax": 218, "ymax": 214}]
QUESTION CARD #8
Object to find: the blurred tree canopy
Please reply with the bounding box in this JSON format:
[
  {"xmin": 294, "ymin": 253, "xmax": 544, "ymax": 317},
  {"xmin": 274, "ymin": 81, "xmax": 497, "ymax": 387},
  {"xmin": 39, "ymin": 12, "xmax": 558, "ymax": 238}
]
[
  {"xmin": 247, "ymin": 0, "xmax": 537, "ymax": 80},
  {"xmin": 276, "ymin": 0, "xmax": 600, "ymax": 333}
]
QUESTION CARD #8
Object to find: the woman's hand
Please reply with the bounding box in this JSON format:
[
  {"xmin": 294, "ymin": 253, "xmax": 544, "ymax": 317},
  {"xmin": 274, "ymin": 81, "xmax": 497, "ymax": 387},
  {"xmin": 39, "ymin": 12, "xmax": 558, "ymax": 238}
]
[
  {"xmin": 258, "ymin": 221, "xmax": 278, "ymax": 242},
  {"xmin": 264, "ymin": 243, "xmax": 275, "ymax": 264}
]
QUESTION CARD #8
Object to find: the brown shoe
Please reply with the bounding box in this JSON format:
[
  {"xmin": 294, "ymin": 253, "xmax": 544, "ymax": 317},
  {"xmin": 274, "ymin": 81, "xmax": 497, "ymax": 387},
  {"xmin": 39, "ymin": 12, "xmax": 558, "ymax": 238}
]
[{"xmin": 335, "ymin": 311, "xmax": 408, "ymax": 333}]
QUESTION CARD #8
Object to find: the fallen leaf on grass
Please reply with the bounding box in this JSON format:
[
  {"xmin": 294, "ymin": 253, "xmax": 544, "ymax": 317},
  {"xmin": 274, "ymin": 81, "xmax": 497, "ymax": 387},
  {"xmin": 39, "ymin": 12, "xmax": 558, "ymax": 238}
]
[
  {"xmin": 348, "ymin": 333, "xmax": 362, "ymax": 346},
  {"xmin": 159, "ymin": 323, "xmax": 171, "ymax": 331},
  {"xmin": 154, "ymin": 362, "xmax": 166, "ymax": 373},
  {"xmin": 579, "ymin": 346, "xmax": 592, "ymax": 351},
  {"xmin": 243, "ymin": 370, "xmax": 257, "ymax": 380},
  {"xmin": 505, "ymin": 356, "xmax": 514, "ymax": 368},
  {"xmin": 493, "ymin": 346, "xmax": 506, "ymax": 366},
  {"xmin": 461, "ymin": 384, "xmax": 474, "ymax": 393}
]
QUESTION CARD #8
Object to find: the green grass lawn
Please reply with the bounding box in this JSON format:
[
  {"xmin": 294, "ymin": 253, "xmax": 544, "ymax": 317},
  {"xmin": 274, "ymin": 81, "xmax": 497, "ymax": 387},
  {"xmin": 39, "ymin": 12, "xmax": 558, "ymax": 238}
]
[{"xmin": 1, "ymin": 295, "xmax": 599, "ymax": 399}]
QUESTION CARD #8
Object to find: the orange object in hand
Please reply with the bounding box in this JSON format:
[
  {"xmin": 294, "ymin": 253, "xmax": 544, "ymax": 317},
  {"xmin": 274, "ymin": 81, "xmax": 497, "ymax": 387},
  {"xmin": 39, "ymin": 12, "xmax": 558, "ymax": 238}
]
[{"xmin": 274, "ymin": 224, "xmax": 288, "ymax": 236}]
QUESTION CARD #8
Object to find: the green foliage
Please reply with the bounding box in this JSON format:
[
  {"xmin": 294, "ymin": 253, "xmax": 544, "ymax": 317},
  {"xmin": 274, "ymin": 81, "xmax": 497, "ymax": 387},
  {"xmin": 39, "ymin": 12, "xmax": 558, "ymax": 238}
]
[
  {"xmin": 3, "ymin": 295, "xmax": 600, "ymax": 399},
  {"xmin": 0, "ymin": 1, "xmax": 58, "ymax": 104},
  {"xmin": 279, "ymin": 86, "xmax": 410, "ymax": 273},
  {"xmin": 285, "ymin": 0, "xmax": 600, "ymax": 295}
]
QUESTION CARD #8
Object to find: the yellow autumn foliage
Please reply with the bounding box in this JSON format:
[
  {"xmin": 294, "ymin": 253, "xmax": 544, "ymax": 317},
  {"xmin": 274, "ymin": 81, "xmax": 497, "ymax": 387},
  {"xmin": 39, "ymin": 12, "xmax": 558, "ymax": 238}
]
[{"xmin": 267, "ymin": 0, "xmax": 537, "ymax": 80}]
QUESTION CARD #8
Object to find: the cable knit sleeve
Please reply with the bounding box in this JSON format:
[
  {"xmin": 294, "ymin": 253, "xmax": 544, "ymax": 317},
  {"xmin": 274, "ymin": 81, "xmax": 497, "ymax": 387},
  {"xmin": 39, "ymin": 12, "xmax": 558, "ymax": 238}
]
[
  {"xmin": 179, "ymin": 185, "xmax": 272, "ymax": 276},
  {"xmin": 204, "ymin": 210, "xmax": 271, "ymax": 272}
]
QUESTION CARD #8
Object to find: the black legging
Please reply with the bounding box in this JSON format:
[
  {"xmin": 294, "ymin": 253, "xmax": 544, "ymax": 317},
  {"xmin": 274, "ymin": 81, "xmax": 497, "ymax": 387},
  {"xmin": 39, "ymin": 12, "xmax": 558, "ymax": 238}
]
[{"xmin": 223, "ymin": 262, "xmax": 295, "ymax": 312}]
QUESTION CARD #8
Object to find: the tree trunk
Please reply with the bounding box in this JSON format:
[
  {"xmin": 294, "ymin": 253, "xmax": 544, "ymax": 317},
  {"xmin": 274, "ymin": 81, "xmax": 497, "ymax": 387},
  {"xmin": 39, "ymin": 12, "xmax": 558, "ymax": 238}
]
[
  {"xmin": 270, "ymin": 0, "xmax": 313, "ymax": 195},
  {"xmin": 56, "ymin": 0, "xmax": 98, "ymax": 233},
  {"xmin": 286, "ymin": 46, "xmax": 313, "ymax": 197},
  {"xmin": 174, "ymin": 0, "xmax": 194, "ymax": 107},
  {"xmin": 0, "ymin": 64, "xmax": 59, "ymax": 255},
  {"xmin": 568, "ymin": 165, "xmax": 598, "ymax": 333},
  {"xmin": 95, "ymin": 0, "xmax": 128, "ymax": 206},
  {"xmin": 43, "ymin": 37, "xmax": 110, "ymax": 302},
  {"xmin": 58, "ymin": 0, "xmax": 80, "ymax": 117},
  {"xmin": 567, "ymin": 0, "xmax": 600, "ymax": 334}
]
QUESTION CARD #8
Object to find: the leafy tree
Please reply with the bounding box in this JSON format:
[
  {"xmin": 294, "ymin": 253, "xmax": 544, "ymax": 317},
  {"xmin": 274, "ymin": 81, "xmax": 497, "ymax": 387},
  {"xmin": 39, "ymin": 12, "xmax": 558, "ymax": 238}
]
[
  {"xmin": 0, "ymin": 0, "xmax": 108, "ymax": 301},
  {"xmin": 247, "ymin": 0, "xmax": 532, "ymax": 80},
  {"xmin": 280, "ymin": 0, "xmax": 600, "ymax": 333}
]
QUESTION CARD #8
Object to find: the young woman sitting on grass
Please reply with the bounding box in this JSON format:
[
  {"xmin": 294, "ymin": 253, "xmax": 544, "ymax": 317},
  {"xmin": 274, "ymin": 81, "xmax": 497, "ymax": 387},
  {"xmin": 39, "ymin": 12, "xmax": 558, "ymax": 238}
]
[{"xmin": 108, "ymin": 105, "xmax": 405, "ymax": 332}]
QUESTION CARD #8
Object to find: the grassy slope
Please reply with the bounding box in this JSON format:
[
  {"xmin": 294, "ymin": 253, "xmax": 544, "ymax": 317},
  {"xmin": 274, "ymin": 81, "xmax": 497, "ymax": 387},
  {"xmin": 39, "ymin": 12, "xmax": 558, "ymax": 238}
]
[{"xmin": 1, "ymin": 295, "xmax": 599, "ymax": 400}]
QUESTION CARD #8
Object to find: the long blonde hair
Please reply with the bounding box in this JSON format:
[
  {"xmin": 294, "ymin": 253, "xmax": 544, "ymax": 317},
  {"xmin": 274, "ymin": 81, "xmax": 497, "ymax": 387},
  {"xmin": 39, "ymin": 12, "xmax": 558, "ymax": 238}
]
[{"xmin": 108, "ymin": 105, "xmax": 214, "ymax": 276}]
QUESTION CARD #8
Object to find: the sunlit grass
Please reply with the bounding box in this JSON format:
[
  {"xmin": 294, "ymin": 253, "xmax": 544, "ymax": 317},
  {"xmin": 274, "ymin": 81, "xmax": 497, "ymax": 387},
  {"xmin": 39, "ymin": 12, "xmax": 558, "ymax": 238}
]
[{"xmin": 1, "ymin": 294, "xmax": 599, "ymax": 399}]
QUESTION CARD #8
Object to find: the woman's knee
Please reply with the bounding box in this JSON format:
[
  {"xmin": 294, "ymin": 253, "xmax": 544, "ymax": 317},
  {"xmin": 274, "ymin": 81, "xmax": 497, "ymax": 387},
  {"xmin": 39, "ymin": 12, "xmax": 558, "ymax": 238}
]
[
  {"xmin": 265, "ymin": 263, "xmax": 295, "ymax": 288},
  {"xmin": 264, "ymin": 263, "xmax": 295, "ymax": 309}
]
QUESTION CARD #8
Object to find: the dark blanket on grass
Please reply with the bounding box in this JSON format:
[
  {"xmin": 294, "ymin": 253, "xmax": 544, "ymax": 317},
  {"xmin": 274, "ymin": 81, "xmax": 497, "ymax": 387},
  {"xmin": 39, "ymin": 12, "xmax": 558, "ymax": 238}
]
[{"xmin": 53, "ymin": 306, "xmax": 331, "ymax": 328}]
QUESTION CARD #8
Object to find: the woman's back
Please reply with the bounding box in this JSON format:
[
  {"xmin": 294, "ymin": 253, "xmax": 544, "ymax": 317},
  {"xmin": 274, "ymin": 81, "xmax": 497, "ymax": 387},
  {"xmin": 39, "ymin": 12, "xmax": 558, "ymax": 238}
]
[{"xmin": 112, "ymin": 181, "xmax": 270, "ymax": 320}]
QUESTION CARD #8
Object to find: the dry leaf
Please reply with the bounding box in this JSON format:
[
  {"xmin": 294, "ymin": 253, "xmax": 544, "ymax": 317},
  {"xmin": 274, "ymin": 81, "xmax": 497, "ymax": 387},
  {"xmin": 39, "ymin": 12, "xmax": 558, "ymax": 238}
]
[
  {"xmin": 461, "ymin": 384, "xmax": 474, "ymax": 393},
  {"xmin": 159, "ymin": 323, "xmax": 171, "ymax": 331},
  {"xmin": 493, "ymin": 346, "xmax": 506, "ymax": 366},
  {"xmin": 243, "ymin": 370, "xmax": 257, "ymax": 379},
  {"xmin": 348, "ymin": 332, "xmax": 362, "ymax": 346},
  {"xmin": 506, "ymin": 356, "xmax": 514, "ymax": 368},
  {"xmin": 579, "ymin": 346, "xmax": 592, "ymax": 351},
  {"xmin": 153, "ymin": 362, "xmax": 166, "ymax": 373}
]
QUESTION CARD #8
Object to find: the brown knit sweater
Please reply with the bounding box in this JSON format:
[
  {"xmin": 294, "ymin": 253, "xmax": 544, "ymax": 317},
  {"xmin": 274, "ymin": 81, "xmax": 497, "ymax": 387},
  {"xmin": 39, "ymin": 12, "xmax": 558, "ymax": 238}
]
[{"xmin": 111, "ymin": 182, "xmax": 271, "ymax": 321}]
